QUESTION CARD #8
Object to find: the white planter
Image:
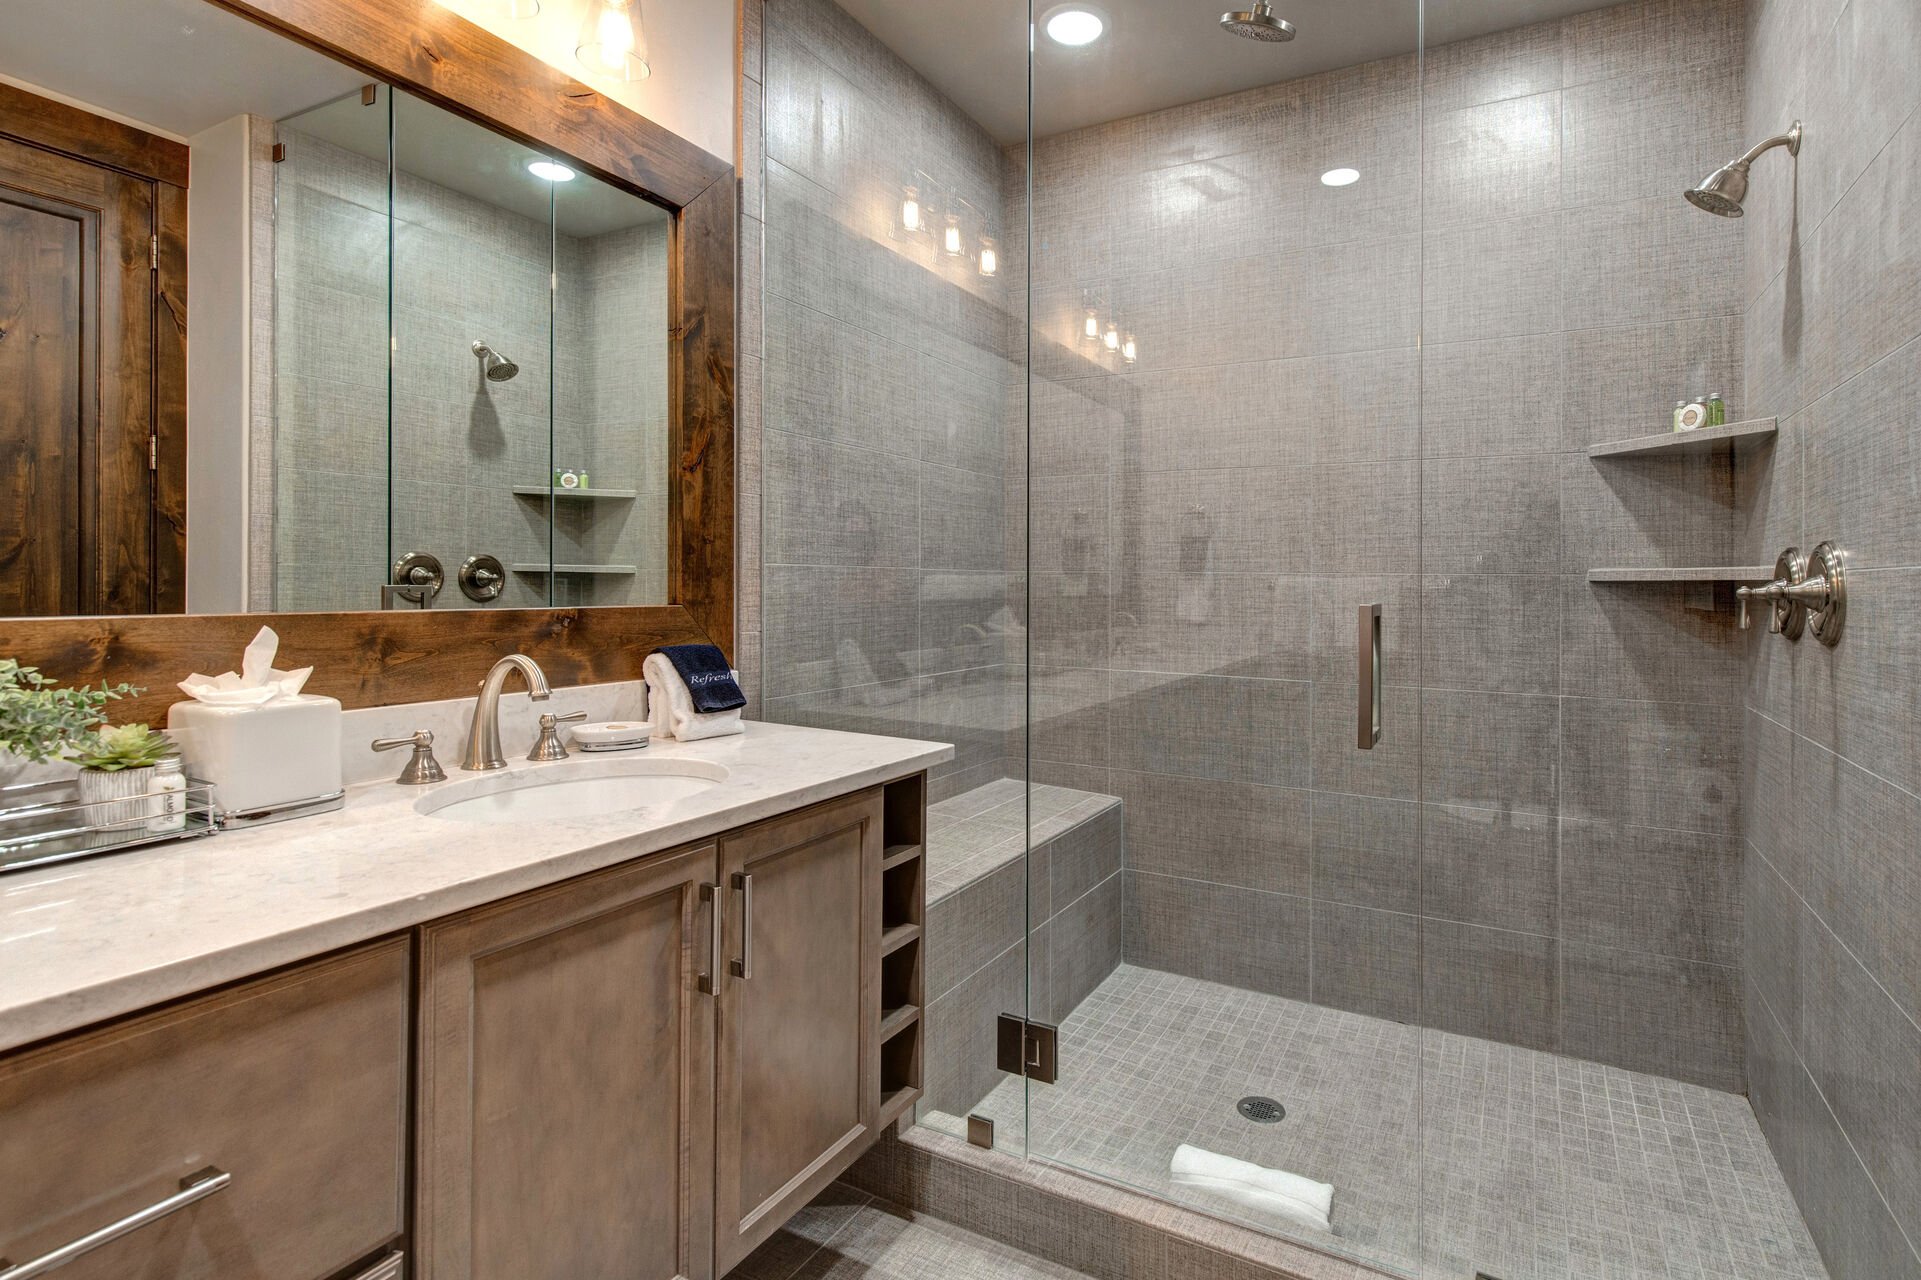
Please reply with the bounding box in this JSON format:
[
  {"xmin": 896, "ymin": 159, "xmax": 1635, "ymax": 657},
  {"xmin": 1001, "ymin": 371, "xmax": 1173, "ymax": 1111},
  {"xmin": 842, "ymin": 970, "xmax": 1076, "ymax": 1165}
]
[{"xmin": 77, "ymin": 766, "xmax": 158, "ymax": 832}]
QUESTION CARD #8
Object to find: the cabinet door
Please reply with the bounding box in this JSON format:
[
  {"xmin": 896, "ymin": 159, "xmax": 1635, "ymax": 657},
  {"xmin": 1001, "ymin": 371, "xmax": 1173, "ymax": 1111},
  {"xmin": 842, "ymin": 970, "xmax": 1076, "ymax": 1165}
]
[
  {"xmin": 416, "ymin": 844, "xmax": 719, "ymax": 1280},
  {"xmin": 0, "ymin": 939, "xmax": 409, "ymax": 1280},
  {"xmin": 714, "ymin": 789, "xmax": 881, "ymax": 1272}
]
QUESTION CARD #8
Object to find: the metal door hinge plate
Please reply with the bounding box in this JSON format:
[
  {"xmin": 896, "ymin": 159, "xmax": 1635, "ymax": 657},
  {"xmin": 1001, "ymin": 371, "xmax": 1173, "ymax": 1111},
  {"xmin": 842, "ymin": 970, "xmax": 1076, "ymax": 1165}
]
[
  {"xmin": 966, "ymin": 1113, "xmax": 995, "ymax": 1149},
  {"xmin": 996, "ymin": 1013, "xmax": 1059, "ymax": 1085}
]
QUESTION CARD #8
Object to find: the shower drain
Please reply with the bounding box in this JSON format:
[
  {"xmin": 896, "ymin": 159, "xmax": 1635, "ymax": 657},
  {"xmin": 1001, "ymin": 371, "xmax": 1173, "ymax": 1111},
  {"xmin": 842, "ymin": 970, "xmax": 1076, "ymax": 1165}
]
[{"xmin": 1236, "ymin": 1095, "xmax": 1286, "ymax": 1123}]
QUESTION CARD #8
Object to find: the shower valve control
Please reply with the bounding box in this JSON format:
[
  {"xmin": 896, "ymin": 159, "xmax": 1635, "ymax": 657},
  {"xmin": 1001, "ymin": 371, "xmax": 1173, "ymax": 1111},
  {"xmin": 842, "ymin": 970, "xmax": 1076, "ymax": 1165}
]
[{"xmin": 1738, "ymin": 544, "xmax": 1847, "ymax": 645}]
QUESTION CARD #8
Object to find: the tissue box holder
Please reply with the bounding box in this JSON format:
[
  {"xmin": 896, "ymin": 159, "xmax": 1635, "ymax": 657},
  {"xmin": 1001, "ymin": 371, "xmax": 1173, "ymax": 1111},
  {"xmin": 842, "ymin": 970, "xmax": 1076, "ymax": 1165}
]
[{"xmin": 168, "ymin": 695, "xmax": 345, "ymax": 826}]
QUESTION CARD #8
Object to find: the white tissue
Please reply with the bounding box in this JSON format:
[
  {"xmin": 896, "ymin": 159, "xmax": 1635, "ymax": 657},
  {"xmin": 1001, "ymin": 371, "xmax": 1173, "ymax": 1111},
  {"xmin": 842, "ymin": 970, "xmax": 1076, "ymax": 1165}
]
[{"xmin": 177, "ymin": 626, "xmax": 314, "ymax": 707}]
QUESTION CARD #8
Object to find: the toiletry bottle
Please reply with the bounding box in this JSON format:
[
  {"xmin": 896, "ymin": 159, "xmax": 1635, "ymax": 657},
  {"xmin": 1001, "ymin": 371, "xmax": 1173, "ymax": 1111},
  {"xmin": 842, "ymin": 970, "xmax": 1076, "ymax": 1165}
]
[
  {"xmin": 1673, "ymin": 400, "xmax": 1689, "ymax": 433},
  {"xmin": 148, "ymin": 756, "xmax": 188, "ymax": 834},
  {"xmin": 1677, "ymin": 399, "xmax": 1707, "ymax": 431},
  {"xmin": 1707, "ymin": 392, "xmax": 1726, "ymax": 426}
]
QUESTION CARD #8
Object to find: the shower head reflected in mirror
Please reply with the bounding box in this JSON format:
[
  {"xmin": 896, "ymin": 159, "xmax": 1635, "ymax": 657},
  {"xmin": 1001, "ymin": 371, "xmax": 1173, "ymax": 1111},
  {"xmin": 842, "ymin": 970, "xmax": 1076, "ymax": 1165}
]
[
  {"xmin": 471, "ymin": 341, "xmax": 519, "ymax": 382},
  {"xmin": 1686, "ymin": 120, "xmax": 1802, "ymax": 217},
  {"xmin": 1220, "ymin": 0, "xmax": 1294, "ymax": 41}
]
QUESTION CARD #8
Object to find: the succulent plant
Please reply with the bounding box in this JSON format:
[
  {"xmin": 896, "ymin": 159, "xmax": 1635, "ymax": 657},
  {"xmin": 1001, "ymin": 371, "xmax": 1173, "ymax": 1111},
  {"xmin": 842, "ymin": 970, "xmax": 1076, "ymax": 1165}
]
[
  {"xmin": 70, "ymin": 724, "xmax": 177, "ymax": 773},
  {"xmin": 0, "ymin": 661, "xmax": 144, "ymax": 764}
]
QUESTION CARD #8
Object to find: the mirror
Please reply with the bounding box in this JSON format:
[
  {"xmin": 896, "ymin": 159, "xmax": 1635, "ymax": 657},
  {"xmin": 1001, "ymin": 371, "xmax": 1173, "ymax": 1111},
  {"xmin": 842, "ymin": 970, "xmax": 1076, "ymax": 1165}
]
[{"xmin": 0, "ymin": 0, "xmax": 671, "ymax": 617}]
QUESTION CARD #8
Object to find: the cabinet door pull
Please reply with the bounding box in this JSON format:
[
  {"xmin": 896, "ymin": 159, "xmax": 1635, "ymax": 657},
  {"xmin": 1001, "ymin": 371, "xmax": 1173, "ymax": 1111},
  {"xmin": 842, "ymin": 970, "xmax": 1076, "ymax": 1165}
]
[
  {"xmin": 699, "ymin": 883, "xmax": 721, "ymax": 995},
  {"xmin": 729, "ymin": 872, "xmax": 754, "ymax": 980},
  {"xmin": 0, "ymin": 1167, "xmax": 231, "ymax": 1279}
]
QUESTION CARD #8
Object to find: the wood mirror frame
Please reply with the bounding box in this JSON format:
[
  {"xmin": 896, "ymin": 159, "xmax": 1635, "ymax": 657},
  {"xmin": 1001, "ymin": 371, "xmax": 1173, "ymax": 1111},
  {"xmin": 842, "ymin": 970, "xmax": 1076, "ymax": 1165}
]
[{"xmin": 2, "ymin": 0, "xmax": 735, "ymax": 725}]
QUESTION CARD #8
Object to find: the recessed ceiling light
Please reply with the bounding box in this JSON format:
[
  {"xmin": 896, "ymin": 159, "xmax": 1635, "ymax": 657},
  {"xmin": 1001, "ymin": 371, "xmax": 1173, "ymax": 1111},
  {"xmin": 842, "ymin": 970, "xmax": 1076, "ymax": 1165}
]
[
  {"xmin": 1044, "ymin": 7, "xmax": 1105, "ymax": 46},
  {"xmin": 527, "ymin": 160, "xmax": 578, "ymax": 182},
  {"xmin": 1321, "ymin": 167, "xmax": 1361, "ymax": 187}
]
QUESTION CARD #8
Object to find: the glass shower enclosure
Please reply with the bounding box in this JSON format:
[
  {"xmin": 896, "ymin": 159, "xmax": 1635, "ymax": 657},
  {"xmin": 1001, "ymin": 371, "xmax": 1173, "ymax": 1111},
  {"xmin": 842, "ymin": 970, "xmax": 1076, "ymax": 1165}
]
[{"xmin": 758, "ymin": 0, "xmax": 1794, "ymax": 1275}]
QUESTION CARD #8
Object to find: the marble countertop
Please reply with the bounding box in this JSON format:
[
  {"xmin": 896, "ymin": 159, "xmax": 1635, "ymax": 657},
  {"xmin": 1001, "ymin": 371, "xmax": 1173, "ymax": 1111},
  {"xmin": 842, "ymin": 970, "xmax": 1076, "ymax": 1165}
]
[{"xmin": 0, "ymin": 722, "xmax": 951, "ymax": 1053}]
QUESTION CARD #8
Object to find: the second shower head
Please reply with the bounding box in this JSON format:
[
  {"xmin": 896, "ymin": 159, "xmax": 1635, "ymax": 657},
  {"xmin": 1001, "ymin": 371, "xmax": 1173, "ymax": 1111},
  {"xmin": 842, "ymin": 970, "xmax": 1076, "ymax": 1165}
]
[
  {"xmin": 472, "ymin": 341, "xmax": 519, "ymax": 382},
  {"xmin": 1221, "ymin": 0, "xmax": 1294, "ymax": 41}
]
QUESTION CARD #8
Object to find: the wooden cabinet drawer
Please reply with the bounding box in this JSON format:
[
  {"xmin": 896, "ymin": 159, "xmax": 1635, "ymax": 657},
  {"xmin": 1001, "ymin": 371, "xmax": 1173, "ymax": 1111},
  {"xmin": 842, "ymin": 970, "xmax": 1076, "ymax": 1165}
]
[{"xmin": 0, "ymin": 938, "xmax": 410, "ymax": 1280}]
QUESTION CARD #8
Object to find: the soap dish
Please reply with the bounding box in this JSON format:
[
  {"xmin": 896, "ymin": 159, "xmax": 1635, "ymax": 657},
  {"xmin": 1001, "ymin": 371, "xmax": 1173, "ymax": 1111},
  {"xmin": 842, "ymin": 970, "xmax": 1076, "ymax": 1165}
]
[{"xmin": 572, "ymin": 721, "xmax": 652, "ymax": 751}]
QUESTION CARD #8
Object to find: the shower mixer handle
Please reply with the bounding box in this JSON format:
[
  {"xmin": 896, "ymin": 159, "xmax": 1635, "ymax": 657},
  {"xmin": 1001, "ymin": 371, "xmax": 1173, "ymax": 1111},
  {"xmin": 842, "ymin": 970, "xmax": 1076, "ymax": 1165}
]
[{"xmin": 1737, "ymin": 547, "xmax": 1806, "ymax": 637}]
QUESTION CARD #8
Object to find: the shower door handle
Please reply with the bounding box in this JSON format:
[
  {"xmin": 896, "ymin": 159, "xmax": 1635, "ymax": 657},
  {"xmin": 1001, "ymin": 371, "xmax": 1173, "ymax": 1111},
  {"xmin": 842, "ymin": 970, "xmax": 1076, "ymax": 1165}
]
[{"xmin": 1357, "ymin": 603, "xmax": 1382, "ymax": 750}]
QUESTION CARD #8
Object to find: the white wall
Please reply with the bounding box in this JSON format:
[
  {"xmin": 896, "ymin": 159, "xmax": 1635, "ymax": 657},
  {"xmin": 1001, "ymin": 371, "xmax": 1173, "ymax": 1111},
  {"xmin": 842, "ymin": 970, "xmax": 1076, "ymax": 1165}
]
[
  {"xmin": 184, "ymin": 113, "xmax": 252, "ymax": 613},
  {"xmin": 432, "ymin": 0, "xmax": 735, "ymax": 166}
]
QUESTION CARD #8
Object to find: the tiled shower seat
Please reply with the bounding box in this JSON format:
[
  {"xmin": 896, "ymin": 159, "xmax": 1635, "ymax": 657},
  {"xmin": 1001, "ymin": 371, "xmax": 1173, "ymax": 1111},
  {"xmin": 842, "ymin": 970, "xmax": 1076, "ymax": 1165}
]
[{"xmin": 918, "ymin": 778, "xmax": 1124, "ymax": 1122}]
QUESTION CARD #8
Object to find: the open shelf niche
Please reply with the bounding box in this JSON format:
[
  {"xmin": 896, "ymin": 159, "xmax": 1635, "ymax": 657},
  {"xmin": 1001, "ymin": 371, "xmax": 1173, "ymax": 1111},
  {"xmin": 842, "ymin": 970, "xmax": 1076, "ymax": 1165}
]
[{"xmin": 877, "ymin": 773, "xmax": 926, "ymax": 1129}]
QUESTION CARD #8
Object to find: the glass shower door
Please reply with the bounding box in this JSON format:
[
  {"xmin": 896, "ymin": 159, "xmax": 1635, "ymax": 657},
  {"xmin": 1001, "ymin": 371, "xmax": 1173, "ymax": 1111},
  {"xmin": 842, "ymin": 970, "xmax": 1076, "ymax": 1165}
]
[{"xmin": 1021, "ymin": 4, "xmax": 1429, "ymax": 1274}]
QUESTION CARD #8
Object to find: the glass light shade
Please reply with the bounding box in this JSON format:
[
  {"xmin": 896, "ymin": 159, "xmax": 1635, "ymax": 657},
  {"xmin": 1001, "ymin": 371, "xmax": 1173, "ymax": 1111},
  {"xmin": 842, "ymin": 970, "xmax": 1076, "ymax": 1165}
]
[
  {"xmin": 1044, "ymin": 8, "xmax": 1104, "ymax": 45},
  {"xmin": 944, "ymin": 215, "xmax": 963, "ymax": 255},
  {"xmin": 978, "ymin": 238, "xmax": 998, "ymax": 277},
  {"xmin": 578, "ymin": 0, "xmax": 649, "ymax": 82},
  {"xmin": 1103, "ymin": 321, "xmax": 1120, "ymax": 351},
  {"xmin": 901, "ymin": 189, "xmax": 922, "ymax": 232},
  {"xmin": 1083, "ymin": 309, "xmax": 1100, "ymax": 340},
  {"xmin": 1121, "ymin": 334, "xmax": 1137, "ymax": 362}
]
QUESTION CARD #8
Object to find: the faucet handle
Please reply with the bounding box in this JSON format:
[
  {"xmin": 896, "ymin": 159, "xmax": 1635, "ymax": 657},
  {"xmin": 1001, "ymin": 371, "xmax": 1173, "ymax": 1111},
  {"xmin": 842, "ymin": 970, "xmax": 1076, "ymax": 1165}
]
[
  {"xmin": 527, "ymin": 711, "xmax": 588, "ymax": 762},
  {"xmin": 373, "ymin": 730, "xmax": 447, "ymax": 785}
]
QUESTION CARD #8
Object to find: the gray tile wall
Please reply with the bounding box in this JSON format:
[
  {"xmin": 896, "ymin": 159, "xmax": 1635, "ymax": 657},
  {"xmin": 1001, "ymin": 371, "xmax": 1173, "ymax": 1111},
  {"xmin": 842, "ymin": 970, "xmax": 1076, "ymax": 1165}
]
[
  {"xmin": 269, "ymin": 128, "xmax": 669, "ymax": 612},
  {"xmin": 753, "ymin": 0, "xmax": 1019, "ymax": 801},
  {"xmin": 1021, "ymin": 0, "xmax": 1752, "ymax": 1089},
  {"xmin": 1740, "ymin": 0, "xmax": 1921, "ymax": 1272}
]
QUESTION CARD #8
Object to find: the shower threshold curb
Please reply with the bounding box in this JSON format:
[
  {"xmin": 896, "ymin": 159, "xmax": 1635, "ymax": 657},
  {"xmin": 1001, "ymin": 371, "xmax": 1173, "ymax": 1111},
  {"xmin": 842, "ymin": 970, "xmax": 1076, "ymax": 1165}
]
[{"xmin": 848, "ymin": 1121, "xmax": 1402, "ymax": 1280}]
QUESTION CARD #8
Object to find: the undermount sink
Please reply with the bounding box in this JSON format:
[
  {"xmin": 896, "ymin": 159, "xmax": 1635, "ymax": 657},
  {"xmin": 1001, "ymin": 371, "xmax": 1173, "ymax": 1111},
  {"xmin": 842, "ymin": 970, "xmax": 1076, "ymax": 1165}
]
[{"xmin": 417, "ymin": 757, "xmax": 730, "ymax": 823}]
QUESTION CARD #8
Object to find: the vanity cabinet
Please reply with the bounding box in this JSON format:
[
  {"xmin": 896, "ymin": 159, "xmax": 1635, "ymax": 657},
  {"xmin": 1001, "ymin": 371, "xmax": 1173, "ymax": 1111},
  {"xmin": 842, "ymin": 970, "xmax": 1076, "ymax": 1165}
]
[
  {"xmin": 414, "ymin": 787, "xmax": 888, "ymax": 1280},
  {"xmin": 415, "ymin": 842, "xmax": 719, "ymax": 1280},
  {"xmin": 0, "ymin": 938, "xmax": 410, "ymax": 1280},
  {"xmin": 714, "ymin": 789, "xmax": 881, "ymax": 1273}
]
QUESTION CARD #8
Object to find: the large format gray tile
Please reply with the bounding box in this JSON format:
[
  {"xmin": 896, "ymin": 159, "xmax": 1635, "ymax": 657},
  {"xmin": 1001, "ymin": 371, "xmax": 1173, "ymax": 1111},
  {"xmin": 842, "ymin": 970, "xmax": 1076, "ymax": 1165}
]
[
  {"xmin": 1422, "ymin": 919, "xmax": 1558, "ymax": 1050},
  {"xmin": 1803, "ymin": 332, "xmax": 1921, "ymax": 571},
  {"xmin": 1122, "ymin": 871, "xmax": 1310, "ymax": 1000},
  {"xmin": 1800, "ymin": 912, "xmax": 1921, "ymax": 1249},
  {"xmin": 1796, "ymin": 736, "xmax": 1921, "ymax": 1025},
  {"xmin": 1559, "ymin": 942, "xmax": 1743, "ymax": 1090},
  {"xmin": 1559, "ymin": 818, "xmax": 1742, "ymax": 964},
  {"xmin": 1310, "ymin": 791, "xmax": 1421, "ymax": 915},
  {"xmin": 1421, "ymin": 802, "xmax": 1557, "ymax": 935},
  {"xmin": 1561, "ymin": 696, "xmax": 1742, "ymax": 833},
  {"xmin": 1117, "ymin": 770, "xmax": 1311, "ymax": 897},
  {"xmin": 1310, "ymin": 902, "xmax": 1422, "ymax": 1023}
]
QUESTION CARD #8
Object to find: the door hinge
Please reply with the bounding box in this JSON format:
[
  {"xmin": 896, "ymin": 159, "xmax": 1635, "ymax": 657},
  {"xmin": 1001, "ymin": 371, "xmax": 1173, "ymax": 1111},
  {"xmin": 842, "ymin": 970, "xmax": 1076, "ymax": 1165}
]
[
  {"xmin": 149, "ymin": 434, "xmax": 158, "ymax": 471},
  {"xmin": 996, "ymin": 1013, "xmax": 1059, "ymax": 1085},
  {"xmin": 150, "ymin": 234, "xmax": 159, "ymax": 270}
]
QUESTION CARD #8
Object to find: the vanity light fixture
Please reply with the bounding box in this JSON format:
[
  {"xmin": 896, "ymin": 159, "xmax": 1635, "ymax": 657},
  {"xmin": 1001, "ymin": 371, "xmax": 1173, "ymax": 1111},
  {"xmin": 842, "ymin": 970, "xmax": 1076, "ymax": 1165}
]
[
  {"xmin": 978, "ymin": 236, "xmax": 999, "ymax": 277},
  {"xmin": 1102, "ymin": 319, "xmax": 1121, "ymax": 352},
  {"xmin": 944, "ymin": 213, "xmax": 964, "ymax": 256},
  {"xmin": 1121, "ymin": 332, "xmax": 1138, "ymax": 363},
  {"xmin": 527, "ymin": 159, "xmax": 577, "ymax": 182},
  {"xmin": 1321, "ymin": 167, "xmax": 1360, "ymax": 187},
  {"xmin": 901, "ymin": 186, "xmax": 923, "ymax": 232},
  {"xmin": 1043, "ymin": 6, "xmax": 1105, "ymax": 46},
  {"xmin": 1082, "ymin": 307, "xmax": 1101, "ymax": 342},
  {"xmin": 578, "ymin": 0, "xmax": 649, "ymax": 82}
]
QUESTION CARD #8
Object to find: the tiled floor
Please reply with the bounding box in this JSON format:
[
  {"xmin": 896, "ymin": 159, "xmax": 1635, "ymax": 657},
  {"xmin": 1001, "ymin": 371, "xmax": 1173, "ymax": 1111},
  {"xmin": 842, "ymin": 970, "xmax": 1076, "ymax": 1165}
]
[
  {"xmin": 730, "ymin": 1181, "xmax": 1096, "ymax": 1280},
  {"xmin": 929, "ymin": 965, "xmax": 1828, "ymax": 1280}
]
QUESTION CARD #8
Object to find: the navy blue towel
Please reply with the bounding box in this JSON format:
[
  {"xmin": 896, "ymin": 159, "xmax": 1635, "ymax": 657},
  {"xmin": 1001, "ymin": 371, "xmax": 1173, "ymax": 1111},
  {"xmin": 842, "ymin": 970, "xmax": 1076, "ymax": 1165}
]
[{"xmin": 657, "ymin": 644, "xmax": 747, "ymax": 714}]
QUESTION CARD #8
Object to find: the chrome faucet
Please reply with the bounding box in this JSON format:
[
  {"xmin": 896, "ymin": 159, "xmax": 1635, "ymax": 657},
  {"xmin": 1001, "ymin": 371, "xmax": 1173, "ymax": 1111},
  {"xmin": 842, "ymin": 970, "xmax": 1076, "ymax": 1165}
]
[{"xmin": 462, "ymin": 654, "xmax": 552, "ymax": 771}]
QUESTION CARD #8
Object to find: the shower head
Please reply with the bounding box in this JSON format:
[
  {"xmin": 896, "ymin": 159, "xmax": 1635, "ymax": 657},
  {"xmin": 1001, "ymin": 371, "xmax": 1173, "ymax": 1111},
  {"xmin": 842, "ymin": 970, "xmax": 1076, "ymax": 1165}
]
[
  {"xmin": 1686, "ymin": 120, "xmax": 1802, "ymax": 218},
  {"xmin": 1221, "ymin": 0, "xmax": 1295, "ymax": 41},
  {"xmin": 472, "ymin": 341, "xmax": 519, "ymax": 382}
]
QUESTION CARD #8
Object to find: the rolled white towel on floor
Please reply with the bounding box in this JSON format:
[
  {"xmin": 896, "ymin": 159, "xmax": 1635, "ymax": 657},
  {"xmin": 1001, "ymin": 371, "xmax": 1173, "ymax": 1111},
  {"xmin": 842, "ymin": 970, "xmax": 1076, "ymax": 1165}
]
[
  {"xmin": 1169, "ymin": 1143, "xmax": 1333, "ymax": 1233},
  {"xmin": 643, "ymin": 653, "xmax": 744, "ymax": 742}
]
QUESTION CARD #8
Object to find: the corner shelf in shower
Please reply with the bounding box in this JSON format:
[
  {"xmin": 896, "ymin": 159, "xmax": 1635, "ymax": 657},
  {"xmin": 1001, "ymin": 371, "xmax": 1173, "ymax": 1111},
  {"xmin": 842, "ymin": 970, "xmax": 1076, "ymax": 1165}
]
[
  {"xmin": 1586, "ymin": 417, "xmax": 1777, "ymax": 458},
  {"xmin": 509, "ymin": 563, "xmax": 638, "ymax": 575},
  {"xmin": 1587, "ymin": 565, "xmax": 1775, "ymax": 583},
  {"xmin": 510, "ymin": 485, "xmax": 639, "ymax": 500}
]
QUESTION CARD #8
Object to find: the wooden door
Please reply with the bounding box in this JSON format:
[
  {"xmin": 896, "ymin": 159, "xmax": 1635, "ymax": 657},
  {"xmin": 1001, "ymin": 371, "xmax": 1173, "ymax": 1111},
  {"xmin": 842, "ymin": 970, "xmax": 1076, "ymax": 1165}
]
[
  {"xmin": 0, "ymin": 133, "xmax": 156, "ymax": 615},
  {"xmin": 416, "ymin": 844, "xmax": 719, "ymax": 1280},
  {"xmin": 715, "ymin": 790, "xmax": 882, "ymax": 1273}
]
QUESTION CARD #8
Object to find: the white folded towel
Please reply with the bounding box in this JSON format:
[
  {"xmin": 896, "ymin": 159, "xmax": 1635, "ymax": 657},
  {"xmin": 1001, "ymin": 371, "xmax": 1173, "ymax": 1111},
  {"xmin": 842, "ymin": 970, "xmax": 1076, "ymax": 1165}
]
[
  {"xmin": 1169, "ymin": 1143, "xmax": 1333, "ymax": 1233},
  {"xmin": 643, "ymin": 653, "xmax": 744, "ymax": 742}
]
